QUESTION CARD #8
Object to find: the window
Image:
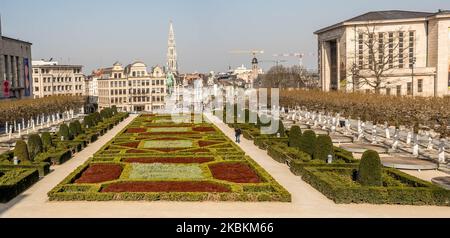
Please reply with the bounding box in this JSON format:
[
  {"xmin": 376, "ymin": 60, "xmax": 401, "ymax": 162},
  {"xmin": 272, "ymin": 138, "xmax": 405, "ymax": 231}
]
[
  {"xmin": 358, "ymin": 33, "xmax": 364, "ymax": 68},
  {"xmin": 34, "ymin": 69, "xmax": 38, "ymax": 74},
  {"xmin": 418, "ymin": 79, "xmax": 423, "ymax": 93},
  {"xmin": 386, "ymin": 88, "xmax": 391, "ymax": 96},
  {"xmin": 368, "ymin": 33, "xmax": 374, "ymax": 70},
  {"xmin": 407, "ymin": 82, "xmax": 412, "ymax": 95},
  {"xmin": 34, "ymin": 78, "xmax": 39, "ymax": 83},
  {"xmin": 388, "ymin": 32, "xmax": 394, "ymax": 69},
  {"xmin": 396, "ymin": 85, "xmax": 401, "ymax": 96},
  {"xmin": 398, "ymin": 32, "xmax": 404, "ymax": 68},
  {"xmin": 409, "ymin": 31, "xmax": 415, "ymax": 68},
  {"xmin": 35, "ymin": 87, "xmax": 39, "ymax": 92}
]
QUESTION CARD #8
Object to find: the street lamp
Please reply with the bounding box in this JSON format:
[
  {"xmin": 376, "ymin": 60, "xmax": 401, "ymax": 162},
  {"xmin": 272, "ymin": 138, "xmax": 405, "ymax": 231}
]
[{"xmin": 411, "ymin": 57, "xmax": 416, "ymax": 96}]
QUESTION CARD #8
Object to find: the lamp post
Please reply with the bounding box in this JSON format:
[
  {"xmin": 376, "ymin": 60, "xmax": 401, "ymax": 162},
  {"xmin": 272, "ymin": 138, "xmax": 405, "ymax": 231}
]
[{"xmin": 411, "ymin": 57, "xmax": 416, "ymax": 96}]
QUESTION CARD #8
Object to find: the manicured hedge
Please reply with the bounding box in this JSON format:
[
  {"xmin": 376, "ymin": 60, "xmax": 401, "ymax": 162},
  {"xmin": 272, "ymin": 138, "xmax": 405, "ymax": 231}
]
[
  {"xmin": 49, "ymin": 114, "xmax": 291, "ymax": 202},
  {"xmin": 301, "ymin": 166, "xmax": 450, "ymax": 206},
  {"xmin": 0, "ymin": 168, "xmax": 40, "ymax": 203}
]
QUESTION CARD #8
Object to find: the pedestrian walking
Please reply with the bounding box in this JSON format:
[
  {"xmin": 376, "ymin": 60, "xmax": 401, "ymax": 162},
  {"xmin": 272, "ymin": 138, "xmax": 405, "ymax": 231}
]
[{"xmin": 235, "ymin": 128, "xmax": 242, "ymax": 143}]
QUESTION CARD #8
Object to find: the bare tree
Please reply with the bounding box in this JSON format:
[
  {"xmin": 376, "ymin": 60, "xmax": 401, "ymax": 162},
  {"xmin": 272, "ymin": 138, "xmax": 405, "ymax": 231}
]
[
  {"xmin": 347, "ymin": 25, "xmax": 414, "ymax": 93},
  {"xmin": 261, "ymin": 65, "xmax": 319, "ymax": 89},
  {"xmin": 263, "ymin": 65, "xmax": 288, "ymax": 88}
]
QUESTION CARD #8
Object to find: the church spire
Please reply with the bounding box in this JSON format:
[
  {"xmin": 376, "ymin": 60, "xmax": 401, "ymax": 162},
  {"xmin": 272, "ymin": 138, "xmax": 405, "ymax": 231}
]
[{"xmin": 167, "ymin": 21, "xmax": 178, "ymax": 73}]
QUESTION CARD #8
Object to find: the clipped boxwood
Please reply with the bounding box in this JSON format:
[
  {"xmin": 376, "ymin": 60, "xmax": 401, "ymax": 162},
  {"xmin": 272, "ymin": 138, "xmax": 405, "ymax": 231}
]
[
  {"xmin": 288, "ymin": 126, "xmax": 302, "ymax": 147},
  {"xmin": 27, "ymin": 134, "xmax": 43, "ymax": 161},
  {"xmin": 69, "ymin": 122, "xmax": 79, "ymax": 137},
  {"xmin": 41, "ymin": 132, "xmax": 53, "ymax": 151},
  {"xmin": 358, "ymin": 150, "xmax": 382, "ymax": 187},
  {"xmin": 312, "ymin": 135, "xmax": 334, "ymax": 161},
  {"xmin": 0, "ymin": 168, "xmax": 40, "ymax": 203},
  {"xmin": 14, "ymin": 140, "xmax": 30, "ymax": 162},
  {"xmin": 58, "ymin": 124, "xmax": 72, "ymax": 141},
  {"xmin": 301, "ymin": 166, "xmax": 450, "ymax": 206},
  {"xmin": 299, "ymin": 130, "xmax": 317, "ymax": 155}
]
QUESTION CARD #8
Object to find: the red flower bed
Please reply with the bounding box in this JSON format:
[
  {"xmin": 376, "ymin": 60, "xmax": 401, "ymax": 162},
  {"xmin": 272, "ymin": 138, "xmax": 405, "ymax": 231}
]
[
  {"xmin": 102, "ymin": 181, "xmax": 230, "ymax": 193},
  {"xmin": 118, "ymin": 142, "xmax": 140, "ymax": 148},
  {"xmin": 209, "ymin": 162, "xmax": 261, "ymax": 183},
  {"xmin": 123, "ymin": 157, "xmax": 214, "ymax": 164},
  {"xmin": 193, "ymin": 127, "xmax": 216, "ymax": 132},
  {"xmin": 75, "ymin": 164, "xmax": 123, "ymax": 184},
  {"xmin": 198, "ymin": 141, "xmax": 221, "ymax": 147},
  {"xmin": 126, "ymin": 128, "xmax": 146, "ymax": 133}
]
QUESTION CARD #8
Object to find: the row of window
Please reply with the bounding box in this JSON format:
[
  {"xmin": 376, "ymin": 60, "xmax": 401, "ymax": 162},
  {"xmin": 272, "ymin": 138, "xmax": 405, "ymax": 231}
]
[
  {"xmin": 106, "ymin": 79, "xmax": 165, "ymax": 88},
  {"xmin": 109, "ymin": 87, "xmax": 166, "ymax": 95},
  {"xmin": 105, "ymin": 95, "xmax": 166, "ymax": 104},
  {"xmin": 34, "ymin": 76, "xmax": 83, "ymax": 83},
  {"xmin": 358, "ymin": 31, "xmax": 415, "ymax": 70},
  {"xmin": 34, "ymin": 85, "xmax": 83, "ymax": 92},
  {"xmin": 34, "ymin": 68, "xmax": 81, "ymax": 74},
  {"xmin": 383, "ymin": 79, "xmax": 424, "ymax": 96}
]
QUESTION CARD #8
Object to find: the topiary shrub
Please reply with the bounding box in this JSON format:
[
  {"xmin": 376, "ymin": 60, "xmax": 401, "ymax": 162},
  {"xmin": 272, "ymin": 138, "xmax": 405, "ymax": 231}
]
[
  {"xmin": 358, "ymin": 150, "xmax": 382, "ymax": 186},
  {"xmin": 312, "ymin": 135, "xmax": 334, "ymax": 161},
  {"xmin": 93, "ymin": 112, "xmax": 101, "ymax": 125},
  {"xmin": 299, "ymin": 130, "xmax": 317, "ymax": 155},
  {"xmin": 69, "ymin": 122, "xmax": 78, "ymax": 137},
  {"xmin": 58, "ymin": 124, "xmax": 72, "ymax": 141},
  {"xmin": 111, "ymin": 105, "xmax": 118, "ymax": 115},
  {"xmin": 288, "ymin": 126, "xmax": 302, "ymax": 147},
  {"xmin": 27, "ymin": 134, "xmax": 43, "ymax": 161},
  {"xmin": 74, "ymin": 120, "xmax": 83, "ymax": 134},
  {"xmin": 83, "ymin": 115, "xmax": 94, "ymax": 129},
  {"xmin": 277, "ymin": 120, "xmax": 286, "ymax": 137},
  {"xmin": 41, "ymin": 132, "xmax": 53, "ymax": 151},
  {"xmin": 14, "ymin": 140, "xmax": 30, "ymax": 162}
]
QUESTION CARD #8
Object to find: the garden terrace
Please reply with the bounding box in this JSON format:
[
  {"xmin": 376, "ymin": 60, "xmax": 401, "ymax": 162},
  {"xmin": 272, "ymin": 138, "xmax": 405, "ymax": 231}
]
[
  {"xmin": 0, "ymin": 108, "xmax": 129, "ymax": 202},
  {"xmin": 222, "ymin": 111, "xmax": 450, "ymax": 206},
  {"xmin": 280, "ymin": 89, "xmax": 450, "ymax": 136},
  {"xmin": 48, "ymin": 114, "xmax": 291, "ymax": 202}
]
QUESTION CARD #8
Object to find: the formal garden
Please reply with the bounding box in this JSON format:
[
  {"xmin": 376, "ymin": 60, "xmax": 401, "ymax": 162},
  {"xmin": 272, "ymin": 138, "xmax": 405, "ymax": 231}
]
[
  {"xmin": 220, "ymin": 106, "xmax": 450, "ymax": 206},
  {"xmin": 0, "ymin": 107, "xmax": 128, "ymax": 203},
  {"xmin": 47, "ymin": 114, "xmax": 291, "ymax": 202}
]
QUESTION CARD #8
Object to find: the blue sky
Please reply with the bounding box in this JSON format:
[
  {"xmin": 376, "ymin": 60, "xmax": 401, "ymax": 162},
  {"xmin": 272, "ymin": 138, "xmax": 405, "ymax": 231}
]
[{"xmin": 1, "ymin": 0, "xmax": 449, "ymax": 73}]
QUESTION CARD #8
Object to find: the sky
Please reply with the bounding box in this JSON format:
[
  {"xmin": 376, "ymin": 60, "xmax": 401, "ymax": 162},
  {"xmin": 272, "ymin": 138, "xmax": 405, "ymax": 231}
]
[{"xmin": 1, "ymin": 0, "xmax": 449, "ymax": 74}]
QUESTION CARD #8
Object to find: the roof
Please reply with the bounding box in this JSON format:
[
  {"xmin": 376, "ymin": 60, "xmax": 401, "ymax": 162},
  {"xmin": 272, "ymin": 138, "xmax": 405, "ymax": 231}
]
[
  {"xmin": 1, "ymin": 36, "xmax": 32, "ymax": 45},
  {"xmin": 32, "ymin": 64, "xmax": 83, "ymax": 69},
  {"xmin": 347, "ymin": 10, "xmax": 433, "ymax": 22},
  {"xmin": 315, "ymin": 10, "xmax": 449, "ymax": 34}
]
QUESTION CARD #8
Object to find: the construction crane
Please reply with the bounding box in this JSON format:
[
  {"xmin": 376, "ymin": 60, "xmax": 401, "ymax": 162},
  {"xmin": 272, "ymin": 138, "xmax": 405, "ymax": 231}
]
[
  {"xmin": 259, "ymin": 59, "xmax": 287, "ymax": 66},
  {"xmin": 273, "ymin": 52, "xmax": 314, "ymax": 67},
  {"xmin": 229, "ymin": 50, "xmax": 265, "ymax": 58}
]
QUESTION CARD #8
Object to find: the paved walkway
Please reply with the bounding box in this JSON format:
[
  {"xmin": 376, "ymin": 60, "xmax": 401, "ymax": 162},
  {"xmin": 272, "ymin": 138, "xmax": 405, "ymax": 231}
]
[{"xmin": 1, "ymin": 113, "xmax": 449, "ymax": 218}]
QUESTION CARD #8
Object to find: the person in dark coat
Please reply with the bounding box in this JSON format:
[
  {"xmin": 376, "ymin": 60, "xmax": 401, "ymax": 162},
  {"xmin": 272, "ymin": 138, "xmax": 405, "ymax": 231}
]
[{"xmin": 235, "ymin": 128, "xmax": 242, "ymax": 143}]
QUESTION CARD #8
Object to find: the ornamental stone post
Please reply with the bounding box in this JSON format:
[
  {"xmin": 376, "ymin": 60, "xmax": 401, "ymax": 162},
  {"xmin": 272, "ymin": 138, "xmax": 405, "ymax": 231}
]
[{"xmin": 438, "ymin": 139, "xmax": 446, "ymax": 163}]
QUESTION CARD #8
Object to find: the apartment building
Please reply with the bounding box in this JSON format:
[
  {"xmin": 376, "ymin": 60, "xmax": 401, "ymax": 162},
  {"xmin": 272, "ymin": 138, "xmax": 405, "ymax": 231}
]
[
  {"xmin": 315, "ymin": 10, "xmax": 450, "ymax": 96},
  {"xmin": 32, "ymin": 60, "xmax": 85, "ymax": 98},
  {"xmin": 96, "ymin": 61, "xmax": 167, "ymax": 112}
]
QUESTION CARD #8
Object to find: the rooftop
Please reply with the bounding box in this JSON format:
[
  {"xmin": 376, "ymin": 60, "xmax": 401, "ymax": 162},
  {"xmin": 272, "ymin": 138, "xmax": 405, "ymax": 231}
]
[
  {"xmin": 1, "ymin": 36, "xmax": 32, "ymax": 45},
  {"xmin": 315, "ymin": 10, "xmax": 450, "ymax": 34}
]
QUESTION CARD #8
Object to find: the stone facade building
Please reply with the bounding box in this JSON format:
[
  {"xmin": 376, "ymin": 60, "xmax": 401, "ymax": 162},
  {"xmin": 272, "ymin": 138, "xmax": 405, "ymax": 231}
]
[
  {"xmin": 96, "ymin": 61, "xmax": 167, "ymax": 112},
  {"xmin": 31, "ymin": 60, "xmax": 85, "ymax": 98},
  {"xmin": 315, "ymin": 10, "xmax": 450, "ymax": 97},
  {"xmin": 0, "ymin": 21, "xmax": 33, "ymax": 100}
]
